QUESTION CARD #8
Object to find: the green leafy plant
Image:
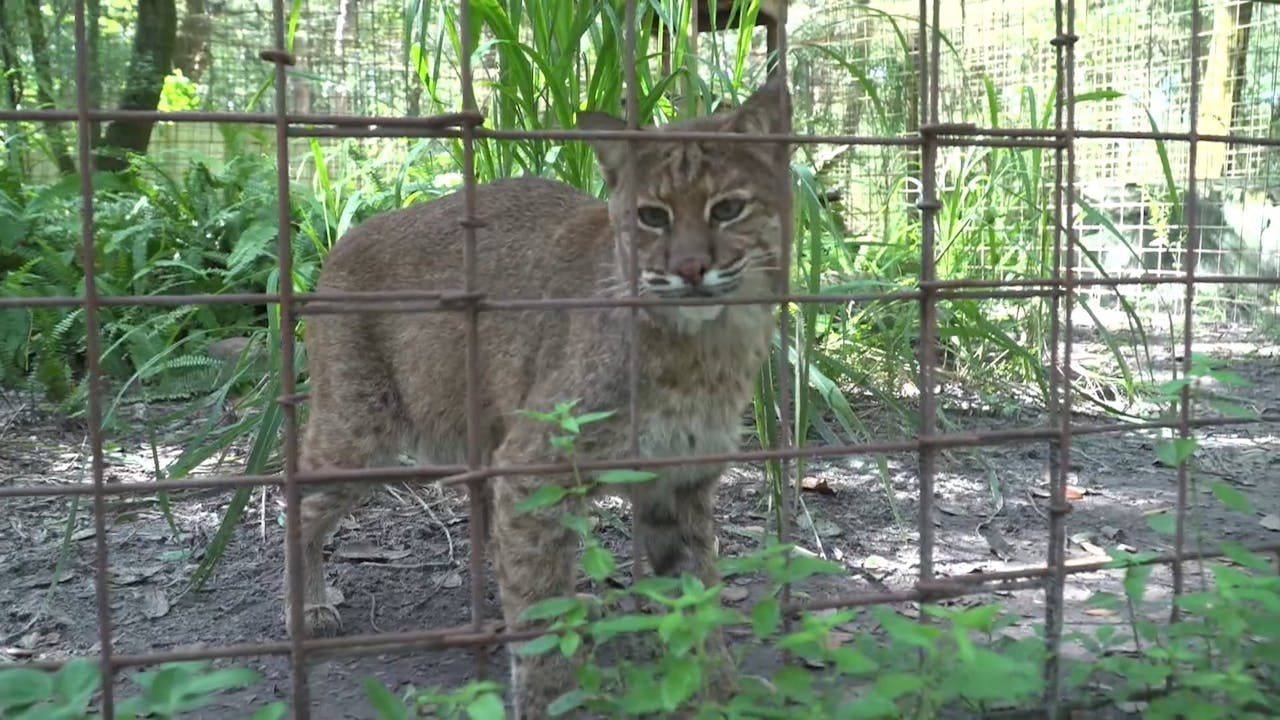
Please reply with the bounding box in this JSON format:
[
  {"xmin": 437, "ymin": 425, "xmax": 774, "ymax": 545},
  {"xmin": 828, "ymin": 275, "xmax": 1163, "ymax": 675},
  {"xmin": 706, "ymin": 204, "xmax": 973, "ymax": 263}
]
[
  {"xmin": 500, "ymin": 400, "xmax": 1048, "ymax": 718},
  {"xmin": 1061, "ymin": 356, "xmax": 1277, "ymax": 718},
  {"xmin": 512, "ymin": 400, "xmax": 657, "ymax": 585},
  {"xmin": 438, "ymin": 396, "xmax": 1280, "ymax": 718},
  {"xmin": 0, "ymin": 658, "xmax": 100, "ymax": 720},
  {"xmin": 0, "ymin": 659, "xmax": 284, "ymax": 720},
  {"xmin": 1068, "ymin": 540, "xmax": 1280, "ymax": 719},
  {"xmin": 362, "ymin": 676, "xmax": 506, "ymax": 720}
]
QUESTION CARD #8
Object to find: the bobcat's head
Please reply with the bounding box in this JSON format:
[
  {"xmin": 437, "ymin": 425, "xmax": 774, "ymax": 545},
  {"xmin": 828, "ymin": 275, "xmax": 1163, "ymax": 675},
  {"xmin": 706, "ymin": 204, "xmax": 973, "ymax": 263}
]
[{"xmin": 578, "ymin": 77, "xmax": 793, "ymax": 328}]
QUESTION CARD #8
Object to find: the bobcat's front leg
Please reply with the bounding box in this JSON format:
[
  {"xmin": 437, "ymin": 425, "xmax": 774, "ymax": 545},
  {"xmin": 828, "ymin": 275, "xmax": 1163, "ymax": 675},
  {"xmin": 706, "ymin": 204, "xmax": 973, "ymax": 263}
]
[
  {"xmin": 491, "ymin": 474, "xmax": 580, "ymax": 720},
  {"xmin": 633, "ymin": 476, "xmax": 738, "ymax": 702}
]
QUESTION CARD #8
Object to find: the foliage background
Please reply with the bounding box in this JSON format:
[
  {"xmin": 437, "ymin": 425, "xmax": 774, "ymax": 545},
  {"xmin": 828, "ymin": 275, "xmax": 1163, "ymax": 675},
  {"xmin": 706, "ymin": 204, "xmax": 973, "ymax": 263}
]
[
  {"xmin": 3, "ymin": 1, "xmax": 1280, "ymax": 716},
  {"xmin": 1, "ymin": 0, "xmax": 1279, "ymax": 487}
]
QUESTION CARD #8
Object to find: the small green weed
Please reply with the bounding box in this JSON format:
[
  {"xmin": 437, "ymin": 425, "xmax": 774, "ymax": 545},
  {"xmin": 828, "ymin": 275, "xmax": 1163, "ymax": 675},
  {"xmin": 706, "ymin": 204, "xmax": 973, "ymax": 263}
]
[
  {"xmin": 1059, "ymin": 353, "xmax": 1279, "ymax": 718},
  {"xmin": 370, "ymin": 397, "xmax": 1280, "ymax": 718},
  {"xmin": 362, "ymin": 676, "xmax": 506, "ymax": 720},
  {"xmin": 0, "ymin": 659, "xmax": 284, "ymax": 720},
  {"xmin": 459, "ymin": 401, "xmax": 1049, "ymax": 718}
]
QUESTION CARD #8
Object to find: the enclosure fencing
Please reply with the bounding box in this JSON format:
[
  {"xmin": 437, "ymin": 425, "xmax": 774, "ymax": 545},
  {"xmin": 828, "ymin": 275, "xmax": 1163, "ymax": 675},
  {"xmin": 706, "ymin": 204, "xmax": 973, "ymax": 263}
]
[{"xmin": 3, "ymin": 0, "xmax": 1280, "ymax": 718}]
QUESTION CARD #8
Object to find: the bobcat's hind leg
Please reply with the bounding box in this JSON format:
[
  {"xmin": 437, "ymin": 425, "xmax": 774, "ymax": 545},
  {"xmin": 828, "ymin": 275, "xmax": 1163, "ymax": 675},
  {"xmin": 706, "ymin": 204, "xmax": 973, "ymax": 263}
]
[
  {"xmin": 283, "ymin": 473, "xmax": 368, "ymax": 637},
  {"xmin": 283, "ymin": 394, "xmax": 399, "ymax": 638}
]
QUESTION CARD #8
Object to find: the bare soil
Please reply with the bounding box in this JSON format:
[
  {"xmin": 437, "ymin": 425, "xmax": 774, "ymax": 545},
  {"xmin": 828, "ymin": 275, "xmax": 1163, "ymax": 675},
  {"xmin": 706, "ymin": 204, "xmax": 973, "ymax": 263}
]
[{"xmin": 2, "ymin": 328, "xmax": 1278, "ymax": 719}]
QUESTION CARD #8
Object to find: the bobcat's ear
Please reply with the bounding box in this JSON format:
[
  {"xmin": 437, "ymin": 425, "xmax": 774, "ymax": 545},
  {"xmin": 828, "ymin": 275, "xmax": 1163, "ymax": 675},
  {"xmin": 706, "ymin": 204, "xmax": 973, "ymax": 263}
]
[
  {"xmin": 730, "ymin": 74, "xmax": 791, "ymax": 137},
  {"xmin": 577, "ymin": 111, "xmax": 630, "ymax": 186}
]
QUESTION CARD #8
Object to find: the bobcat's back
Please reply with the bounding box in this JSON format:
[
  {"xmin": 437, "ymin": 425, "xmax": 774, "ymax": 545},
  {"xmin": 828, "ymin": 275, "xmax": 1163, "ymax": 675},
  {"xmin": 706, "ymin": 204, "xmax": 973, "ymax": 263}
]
[
  {"xmin": 304, "ymin": 177, "xmax": 612, "ymax": 467},
  {"xmin": 318, "ymin": 176, "xmax": 609, "ymax": 301}
]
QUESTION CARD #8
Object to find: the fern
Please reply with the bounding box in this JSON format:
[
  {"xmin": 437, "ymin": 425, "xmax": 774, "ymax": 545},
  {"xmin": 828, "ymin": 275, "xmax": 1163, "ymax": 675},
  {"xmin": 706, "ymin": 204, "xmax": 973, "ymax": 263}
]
[
  {"xmin": 0, "ymin": 308, "xmax": 32, "ymax": 373},
  {"xmin": 35, "ymin": 310, "xmax": 79, "ymax": 402},
  {"xmin": 142, "ymin": 355, "xmax": 223, "ymax": 402}
]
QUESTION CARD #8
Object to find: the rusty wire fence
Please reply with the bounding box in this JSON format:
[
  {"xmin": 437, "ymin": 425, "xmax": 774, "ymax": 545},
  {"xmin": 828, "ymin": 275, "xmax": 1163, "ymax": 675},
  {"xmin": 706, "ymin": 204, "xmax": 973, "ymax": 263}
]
[{"xmin": 3, "ymin": 0, "xmax": 1280, "ymax": 717}]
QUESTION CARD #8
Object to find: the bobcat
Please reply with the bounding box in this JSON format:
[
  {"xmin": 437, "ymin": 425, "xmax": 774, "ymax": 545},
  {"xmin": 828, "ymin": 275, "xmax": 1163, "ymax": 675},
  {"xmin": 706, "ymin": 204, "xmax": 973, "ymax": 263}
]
[{"xmin": 286, "ymin": 76, "xmax": 793, "ymax": 718}]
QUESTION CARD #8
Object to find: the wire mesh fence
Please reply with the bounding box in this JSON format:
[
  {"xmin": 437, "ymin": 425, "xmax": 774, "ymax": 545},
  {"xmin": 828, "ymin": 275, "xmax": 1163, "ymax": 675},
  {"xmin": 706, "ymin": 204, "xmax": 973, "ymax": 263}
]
[
  {"xmin": 809, "ymin": 0, "xmax": 1280, "ymax": 324},
  {"xmin": 2, "ymin": 0, "xmax": 1280, "ymax": 718}
]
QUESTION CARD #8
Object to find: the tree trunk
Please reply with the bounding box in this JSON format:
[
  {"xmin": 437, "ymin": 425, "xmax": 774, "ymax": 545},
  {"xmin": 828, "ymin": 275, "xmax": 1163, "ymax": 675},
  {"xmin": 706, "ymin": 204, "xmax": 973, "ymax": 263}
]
[
  {"xmin": 95, "ymin": 0, "xmax": 177, "ymax": 173},
  {"xmin": 22, "ymin": 0, "xmax": 75, "ymax": 174},
  {"xmin": 1, "ymin": 0, "xmax": 23, "ymax": 110},
  {"xmin": 87, "ymin": 0, "xmax": 102, "ymax": 146},
  {"xmin": 1, "ymin": 0, "xmax": 23, "ymax": 168},
  {"xmin": 172, "ymin": 0, "xmax": 211, "ymax": 83}
]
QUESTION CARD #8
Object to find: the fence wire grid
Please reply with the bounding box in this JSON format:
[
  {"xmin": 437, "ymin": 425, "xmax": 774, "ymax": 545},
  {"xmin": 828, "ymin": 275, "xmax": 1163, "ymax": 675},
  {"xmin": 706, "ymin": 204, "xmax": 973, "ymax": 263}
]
[{"xmin": 3, "ymin": 0, "xmax": 1280, "ymax": 718}]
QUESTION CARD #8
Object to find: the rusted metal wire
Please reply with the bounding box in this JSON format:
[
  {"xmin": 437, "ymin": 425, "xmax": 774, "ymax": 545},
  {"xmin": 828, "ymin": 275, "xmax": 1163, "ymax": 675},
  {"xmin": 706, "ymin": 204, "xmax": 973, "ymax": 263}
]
[
  {"xmin": 266, "ymin": 0, "xmax": 311, "ymax": 712},
  {"xmin": 24, "ymin": 537, "xmax": 1279, "ymax": 677},
  {"xmin": 1172, "ymin": 0, "xmax": 1206, "ymax": 626},
  {"xmin": 914, "ymin": 0, "xmax": 942, "ymax": 590},
  {"xmin": 10, "ymin": 0, "xmax": 1280, "ymax": 717},
  {"xmin": 4, "ymin": 414, "xmax": 1275, "ymax": 501},
  {"xmin": 455, "ymin": 0, "xmax": 490, "ymax": 686},
  {"xmin": 71, "ymin": 0, "xmax": 116, "ymax": 714},
  {"xmin": 623, "ymin": 0, "xmax": 644, "ymax": 600},
  {"xmin": 774, "ymin": 0, "xmax": 797, "ymax": 640},
  {"xmin": 1043, "ymin": 0, "xmax": 1080, "ymax": 713},
  {"xmin": 7, "ymin": 273, "xmax": 1280, "ymax": 312},
  {"xmin": 9, "ymin": 104, "xmax": 1280, "ymax": 148}
]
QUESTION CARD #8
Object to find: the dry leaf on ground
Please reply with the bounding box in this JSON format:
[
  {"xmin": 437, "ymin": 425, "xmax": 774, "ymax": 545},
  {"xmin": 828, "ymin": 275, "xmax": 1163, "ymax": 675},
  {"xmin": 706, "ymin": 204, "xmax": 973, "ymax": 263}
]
[{"xmin": 800, "ymin": 476, "xmax": 836, "ymax": 495}]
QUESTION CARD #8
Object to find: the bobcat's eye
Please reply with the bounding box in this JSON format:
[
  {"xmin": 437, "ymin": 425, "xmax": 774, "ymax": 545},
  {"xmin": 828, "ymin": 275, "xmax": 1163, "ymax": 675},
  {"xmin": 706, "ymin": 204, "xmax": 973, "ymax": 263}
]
[
  {"xmin": 637, "ymin": 205, "xmax": 672, "ymax": 230},
  {"xmin": 709, "ymin": 197, "xmax": 748, "ymax": 224}
]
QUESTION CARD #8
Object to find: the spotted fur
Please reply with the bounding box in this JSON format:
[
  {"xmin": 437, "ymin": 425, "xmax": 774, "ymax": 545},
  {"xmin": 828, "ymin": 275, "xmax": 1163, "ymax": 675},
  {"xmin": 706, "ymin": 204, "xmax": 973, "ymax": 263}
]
[{"xmin": 287, "ymin": 76, "xmax": 792, "ymax": 719}]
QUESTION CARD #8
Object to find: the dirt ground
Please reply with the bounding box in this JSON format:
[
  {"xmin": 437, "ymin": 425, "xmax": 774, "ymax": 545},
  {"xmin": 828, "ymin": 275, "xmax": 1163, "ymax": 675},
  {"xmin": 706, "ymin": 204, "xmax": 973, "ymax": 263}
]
[{"xmin": 2, "ymin": 325, "xmax": 1278, "ymax": 719}]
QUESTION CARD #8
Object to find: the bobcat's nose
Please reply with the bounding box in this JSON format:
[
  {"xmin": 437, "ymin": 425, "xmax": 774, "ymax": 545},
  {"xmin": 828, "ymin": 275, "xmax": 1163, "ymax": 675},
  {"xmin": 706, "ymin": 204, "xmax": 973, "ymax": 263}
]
[{"xmin": 673, "ymin": 257, "xmax": 709, "ymax": 286}]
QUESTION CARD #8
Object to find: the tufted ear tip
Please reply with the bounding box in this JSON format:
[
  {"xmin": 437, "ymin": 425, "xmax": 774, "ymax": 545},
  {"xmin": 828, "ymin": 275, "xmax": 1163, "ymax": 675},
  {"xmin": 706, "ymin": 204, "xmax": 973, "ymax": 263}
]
[
  {"xmin": 577, "ymin": 110, "xmax": 633, "ymax": 184},
  {"xmin": 731, "ymin": 74, "xmax": 791, "ymax": 136},
  {"xmin": 757, "ymin": 72, "xmax": 790, "ymax": 102},
  {"xmin": 576, "ymin": 110, "xmax": 627, "ymax": 134}
]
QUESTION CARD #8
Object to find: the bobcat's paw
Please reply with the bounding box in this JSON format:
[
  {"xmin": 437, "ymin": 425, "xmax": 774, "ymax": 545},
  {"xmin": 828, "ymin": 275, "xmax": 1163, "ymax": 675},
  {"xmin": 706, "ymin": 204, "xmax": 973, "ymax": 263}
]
[
  {"xmin": 302, "ymin": 603, "xmax": 344, "ymax": 637},
  {"xmin": 283, "ymin": 603, "xmax": 343, "ymax": 638},
  {"xmin": 304, "ymin": 603, "xmax": 343, "ymax": 637}
]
